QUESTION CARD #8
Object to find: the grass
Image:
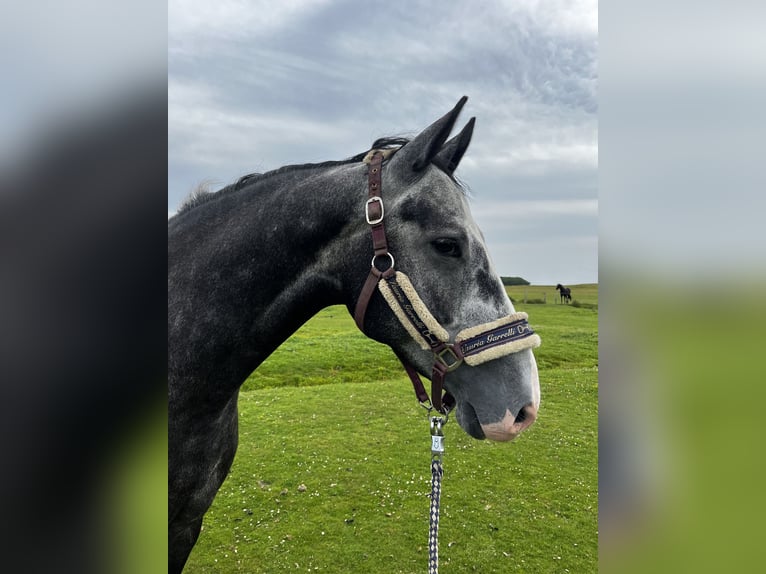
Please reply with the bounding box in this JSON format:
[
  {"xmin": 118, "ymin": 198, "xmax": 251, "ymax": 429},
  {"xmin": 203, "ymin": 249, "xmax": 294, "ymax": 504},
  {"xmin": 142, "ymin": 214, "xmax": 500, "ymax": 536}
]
[{"xmin": 184, "ymin": 285, "xmax": 598, "ymax": 573}]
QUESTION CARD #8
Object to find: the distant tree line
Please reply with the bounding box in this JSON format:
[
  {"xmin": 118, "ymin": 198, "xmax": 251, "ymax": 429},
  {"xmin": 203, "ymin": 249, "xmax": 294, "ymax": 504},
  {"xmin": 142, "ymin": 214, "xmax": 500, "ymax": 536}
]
[{"xmin": 500, "ymin": 276, "xmax": 530, "ymax": 286}]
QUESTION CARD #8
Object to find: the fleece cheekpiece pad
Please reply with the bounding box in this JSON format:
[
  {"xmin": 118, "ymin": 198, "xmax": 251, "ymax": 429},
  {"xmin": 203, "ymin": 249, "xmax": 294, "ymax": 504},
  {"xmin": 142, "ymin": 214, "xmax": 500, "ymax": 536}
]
[{"xmin": 377, "ymin": 272, "xmax": 449, "ymax": 350}]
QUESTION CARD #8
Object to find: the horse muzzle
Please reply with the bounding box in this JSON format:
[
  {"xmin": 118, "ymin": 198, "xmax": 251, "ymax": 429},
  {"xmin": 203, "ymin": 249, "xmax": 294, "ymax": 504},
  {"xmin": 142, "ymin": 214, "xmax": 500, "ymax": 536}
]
[
  {"xmin": 456, "ymin": 399, "xmax": 539, "ymax": 441},
  {"xmin": 480, "ymin": 404, "xmax": 539, "ymax": 442}
]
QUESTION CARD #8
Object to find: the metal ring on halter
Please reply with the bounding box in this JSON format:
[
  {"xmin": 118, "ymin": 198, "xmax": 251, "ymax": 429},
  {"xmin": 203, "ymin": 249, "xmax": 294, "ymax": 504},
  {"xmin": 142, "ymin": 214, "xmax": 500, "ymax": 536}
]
[
  {"xmin": 371, "ymin": 252, "xmax": 395, "ymax": 273},
  {"xmin": 426, "ymin": 406, "xmax": 449, "ymax": 423},
  {"xmin": 434, "ymin": 345, "xmax": 463, "ymax": 372}
]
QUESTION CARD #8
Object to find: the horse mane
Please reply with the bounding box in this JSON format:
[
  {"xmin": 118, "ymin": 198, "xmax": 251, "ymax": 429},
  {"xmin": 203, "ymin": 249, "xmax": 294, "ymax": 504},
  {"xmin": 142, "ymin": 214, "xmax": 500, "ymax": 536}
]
[{"xmin": 176, "ymin": 137, "xmax": 411, "ymax": 215}]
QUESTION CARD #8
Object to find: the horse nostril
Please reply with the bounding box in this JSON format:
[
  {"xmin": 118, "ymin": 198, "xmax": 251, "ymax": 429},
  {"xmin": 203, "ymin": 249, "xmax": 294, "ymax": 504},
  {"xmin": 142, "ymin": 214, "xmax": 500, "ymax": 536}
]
[{"xmin": 517, "ymin": 404, "xmax": 538, "ymax": 427}]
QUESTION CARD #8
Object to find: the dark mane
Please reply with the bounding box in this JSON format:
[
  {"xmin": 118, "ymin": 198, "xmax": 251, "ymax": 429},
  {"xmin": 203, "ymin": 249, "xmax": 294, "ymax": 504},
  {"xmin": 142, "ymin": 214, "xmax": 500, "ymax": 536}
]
[{"xmin": 176, "ymin": 137, "xmax": 410, "ymax": 215}]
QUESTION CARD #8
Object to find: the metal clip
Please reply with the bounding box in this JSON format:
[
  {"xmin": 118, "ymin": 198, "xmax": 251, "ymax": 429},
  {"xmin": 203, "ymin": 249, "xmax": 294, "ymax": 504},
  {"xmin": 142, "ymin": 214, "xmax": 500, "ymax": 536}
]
[{"xmin": 430, "ymin": 416, "xmax": 445, "ymax": 457}]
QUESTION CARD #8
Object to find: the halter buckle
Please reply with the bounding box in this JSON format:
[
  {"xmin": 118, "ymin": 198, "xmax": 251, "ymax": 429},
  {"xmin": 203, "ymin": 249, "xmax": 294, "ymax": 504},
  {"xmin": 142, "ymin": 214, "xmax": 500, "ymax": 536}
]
[
  {"xmin": 365, "ymin": 196, "xmax": 385, "ymax": 225},
  {"xmin": 434, "ymin": 345, "xmax": 463, "ymax": 372}
]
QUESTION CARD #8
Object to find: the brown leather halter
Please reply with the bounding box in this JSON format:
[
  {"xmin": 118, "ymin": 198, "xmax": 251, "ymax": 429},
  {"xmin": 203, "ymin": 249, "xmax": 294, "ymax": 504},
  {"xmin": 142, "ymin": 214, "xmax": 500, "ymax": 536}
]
[
  {"xmin": 353, "ymin": 151, "xmax": 456, "ymax": 414},
  {"xmin": 353, "ymin": 151, "xmax": 540, "ymax": 415}
]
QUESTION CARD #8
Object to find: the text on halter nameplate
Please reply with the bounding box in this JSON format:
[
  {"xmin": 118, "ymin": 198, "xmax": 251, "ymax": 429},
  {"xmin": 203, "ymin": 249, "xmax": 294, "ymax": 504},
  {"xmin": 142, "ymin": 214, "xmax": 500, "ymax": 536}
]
[{"xmin": 459, "ymin": 320, "xmax": 535, "ymax": 355}]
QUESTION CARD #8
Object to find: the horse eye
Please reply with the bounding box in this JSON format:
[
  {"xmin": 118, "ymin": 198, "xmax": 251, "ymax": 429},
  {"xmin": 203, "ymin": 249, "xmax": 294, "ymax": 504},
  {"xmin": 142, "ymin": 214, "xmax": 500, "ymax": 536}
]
[{"xmin": 431, "ymin": 238, "xmax": 462, "ymax": 258}]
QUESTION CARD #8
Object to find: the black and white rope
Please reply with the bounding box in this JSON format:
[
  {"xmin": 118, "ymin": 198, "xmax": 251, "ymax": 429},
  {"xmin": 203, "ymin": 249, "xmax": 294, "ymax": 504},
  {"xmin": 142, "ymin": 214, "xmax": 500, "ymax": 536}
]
[{"xmin": 429, "ymin": 458, "xmax": 443, "ymax": 574}]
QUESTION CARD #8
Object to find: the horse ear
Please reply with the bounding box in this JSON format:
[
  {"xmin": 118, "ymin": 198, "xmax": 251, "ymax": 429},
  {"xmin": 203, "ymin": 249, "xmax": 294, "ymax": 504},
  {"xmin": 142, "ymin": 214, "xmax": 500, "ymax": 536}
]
[
  {"xmin": 389, "ymin": 96, "xmax": 468, "ymax": 176},
  {"xmin": 434, "ymin": 117, "xmax": 475, "ymax": 175}
]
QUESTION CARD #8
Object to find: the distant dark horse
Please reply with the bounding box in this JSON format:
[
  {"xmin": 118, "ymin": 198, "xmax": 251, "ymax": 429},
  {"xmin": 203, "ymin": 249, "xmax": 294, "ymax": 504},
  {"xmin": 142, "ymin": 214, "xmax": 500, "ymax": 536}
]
[
  {"xmin": 168, "ymin": 98, "xmax": 541, "ymax": 572},
  {"xmin": 556, "ymin": 284, "xmax": 572, "ymax": 304}
]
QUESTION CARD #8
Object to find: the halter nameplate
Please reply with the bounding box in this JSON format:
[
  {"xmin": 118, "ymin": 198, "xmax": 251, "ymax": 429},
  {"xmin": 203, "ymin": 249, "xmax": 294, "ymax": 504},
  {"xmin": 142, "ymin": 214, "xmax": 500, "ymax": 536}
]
[{"xmin": 456, "ymin": 315, "xmax": 541, "ymax": 366}]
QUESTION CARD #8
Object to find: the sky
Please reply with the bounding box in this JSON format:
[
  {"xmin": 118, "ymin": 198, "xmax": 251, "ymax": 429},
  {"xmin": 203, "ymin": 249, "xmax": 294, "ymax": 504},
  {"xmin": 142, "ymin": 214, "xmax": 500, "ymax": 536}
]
[{"xmin": 168, "ymin": 0, "xmax": 598, "ymax": 285}]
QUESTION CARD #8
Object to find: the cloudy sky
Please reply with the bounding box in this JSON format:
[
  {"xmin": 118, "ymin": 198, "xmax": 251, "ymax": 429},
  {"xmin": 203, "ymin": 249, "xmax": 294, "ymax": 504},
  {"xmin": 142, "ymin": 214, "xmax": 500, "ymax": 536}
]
[{"xmin": 168, "ymin": 0, "xmax": 598, "ymax": 285}]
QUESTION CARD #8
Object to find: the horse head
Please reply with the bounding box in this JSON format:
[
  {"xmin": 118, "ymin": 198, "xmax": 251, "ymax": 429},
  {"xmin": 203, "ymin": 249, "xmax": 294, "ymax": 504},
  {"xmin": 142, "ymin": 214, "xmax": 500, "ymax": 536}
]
[{"xmin": 352, "ymin": 97, "xmax": 540, "ymax": 442}]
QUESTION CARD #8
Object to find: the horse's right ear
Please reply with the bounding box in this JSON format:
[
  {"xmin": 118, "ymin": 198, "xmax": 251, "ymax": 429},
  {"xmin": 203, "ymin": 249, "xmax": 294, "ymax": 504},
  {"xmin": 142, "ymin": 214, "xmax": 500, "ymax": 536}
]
[
  {"xmin": 388, "ymin": 96, "xmax": 468, "ymax": 177},
  {"xmin": 434, "ymin": 117, "xmax": 475, "ymax": 175}
]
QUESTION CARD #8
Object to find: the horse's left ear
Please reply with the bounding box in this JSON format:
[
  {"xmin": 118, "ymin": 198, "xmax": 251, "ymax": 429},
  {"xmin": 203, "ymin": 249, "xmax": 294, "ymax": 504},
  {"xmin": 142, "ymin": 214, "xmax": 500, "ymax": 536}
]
[
  {"xmin": 434, "ymin": 117, "xmax": 475, "ymax": 175},
  {"xmin": 389, "ymin": 96, "xmax": 468, "ymax": 177}
]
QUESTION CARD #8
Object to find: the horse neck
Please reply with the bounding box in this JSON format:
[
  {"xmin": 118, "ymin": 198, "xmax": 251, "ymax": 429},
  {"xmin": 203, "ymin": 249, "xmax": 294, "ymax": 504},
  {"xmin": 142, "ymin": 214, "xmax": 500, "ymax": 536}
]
[{"xmin": 168, "ymin": 164, "xmax": 368, "ymax": 389}]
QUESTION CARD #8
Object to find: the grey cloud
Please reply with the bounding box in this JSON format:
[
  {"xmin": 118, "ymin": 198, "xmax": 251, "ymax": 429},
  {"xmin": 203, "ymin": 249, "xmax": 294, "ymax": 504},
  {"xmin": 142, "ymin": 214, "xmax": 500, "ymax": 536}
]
[{"xmin": 169, "ymin": 0, "xmax": 597, "ymax": 283}]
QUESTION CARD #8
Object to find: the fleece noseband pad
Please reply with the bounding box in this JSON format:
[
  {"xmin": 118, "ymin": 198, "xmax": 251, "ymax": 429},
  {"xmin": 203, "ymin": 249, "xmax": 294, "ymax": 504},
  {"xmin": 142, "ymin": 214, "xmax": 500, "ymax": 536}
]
[
  {"xmin": 456, "ymin": 313, "xmax": 541, "ymax": 366},
  {"xmin": 378, "ymin": 272, "xmax": 541, "ymax": 363}
]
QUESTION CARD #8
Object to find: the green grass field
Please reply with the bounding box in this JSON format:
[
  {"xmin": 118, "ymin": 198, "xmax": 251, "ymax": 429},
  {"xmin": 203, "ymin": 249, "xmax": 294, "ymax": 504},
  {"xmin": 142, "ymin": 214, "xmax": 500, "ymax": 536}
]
[{"xmin": 184, "ymin": 286, "xmax": 598, "ymax": 573}]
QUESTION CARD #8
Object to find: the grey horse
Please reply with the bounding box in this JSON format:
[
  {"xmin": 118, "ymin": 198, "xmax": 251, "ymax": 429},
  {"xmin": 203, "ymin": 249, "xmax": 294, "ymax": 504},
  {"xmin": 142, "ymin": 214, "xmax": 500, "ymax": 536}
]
[{"xmin": 168, "ymin": 97, "xmax": 541, "ymax": 572}]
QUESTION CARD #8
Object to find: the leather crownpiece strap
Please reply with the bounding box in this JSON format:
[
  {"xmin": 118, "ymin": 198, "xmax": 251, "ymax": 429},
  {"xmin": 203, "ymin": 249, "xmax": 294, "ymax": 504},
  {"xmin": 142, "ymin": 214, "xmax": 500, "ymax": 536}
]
[{"xmin": 354, "ymin": 151, "xmax": 394, "ymax": 332}]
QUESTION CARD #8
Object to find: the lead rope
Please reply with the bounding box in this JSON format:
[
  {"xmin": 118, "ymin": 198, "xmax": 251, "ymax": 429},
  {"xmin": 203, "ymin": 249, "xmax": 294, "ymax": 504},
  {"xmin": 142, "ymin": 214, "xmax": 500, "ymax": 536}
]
[{"xmin": 429, "ymin": 415, "xmax": 446, "ymax": 574}]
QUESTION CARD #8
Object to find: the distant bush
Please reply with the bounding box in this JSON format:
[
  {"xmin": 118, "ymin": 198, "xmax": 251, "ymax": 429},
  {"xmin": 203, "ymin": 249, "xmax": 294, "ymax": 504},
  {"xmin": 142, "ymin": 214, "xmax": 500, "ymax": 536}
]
[
  {"xmin": 571, "ymin": 300, "xmax": 598, "ymax": 310},
  {"xmin": 509, "ymin": 296, "xmax": 547, "ymax": 304},
  {"xmin": 501, "ymin": 276, "xmax": 530, "ymax": 286}
]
